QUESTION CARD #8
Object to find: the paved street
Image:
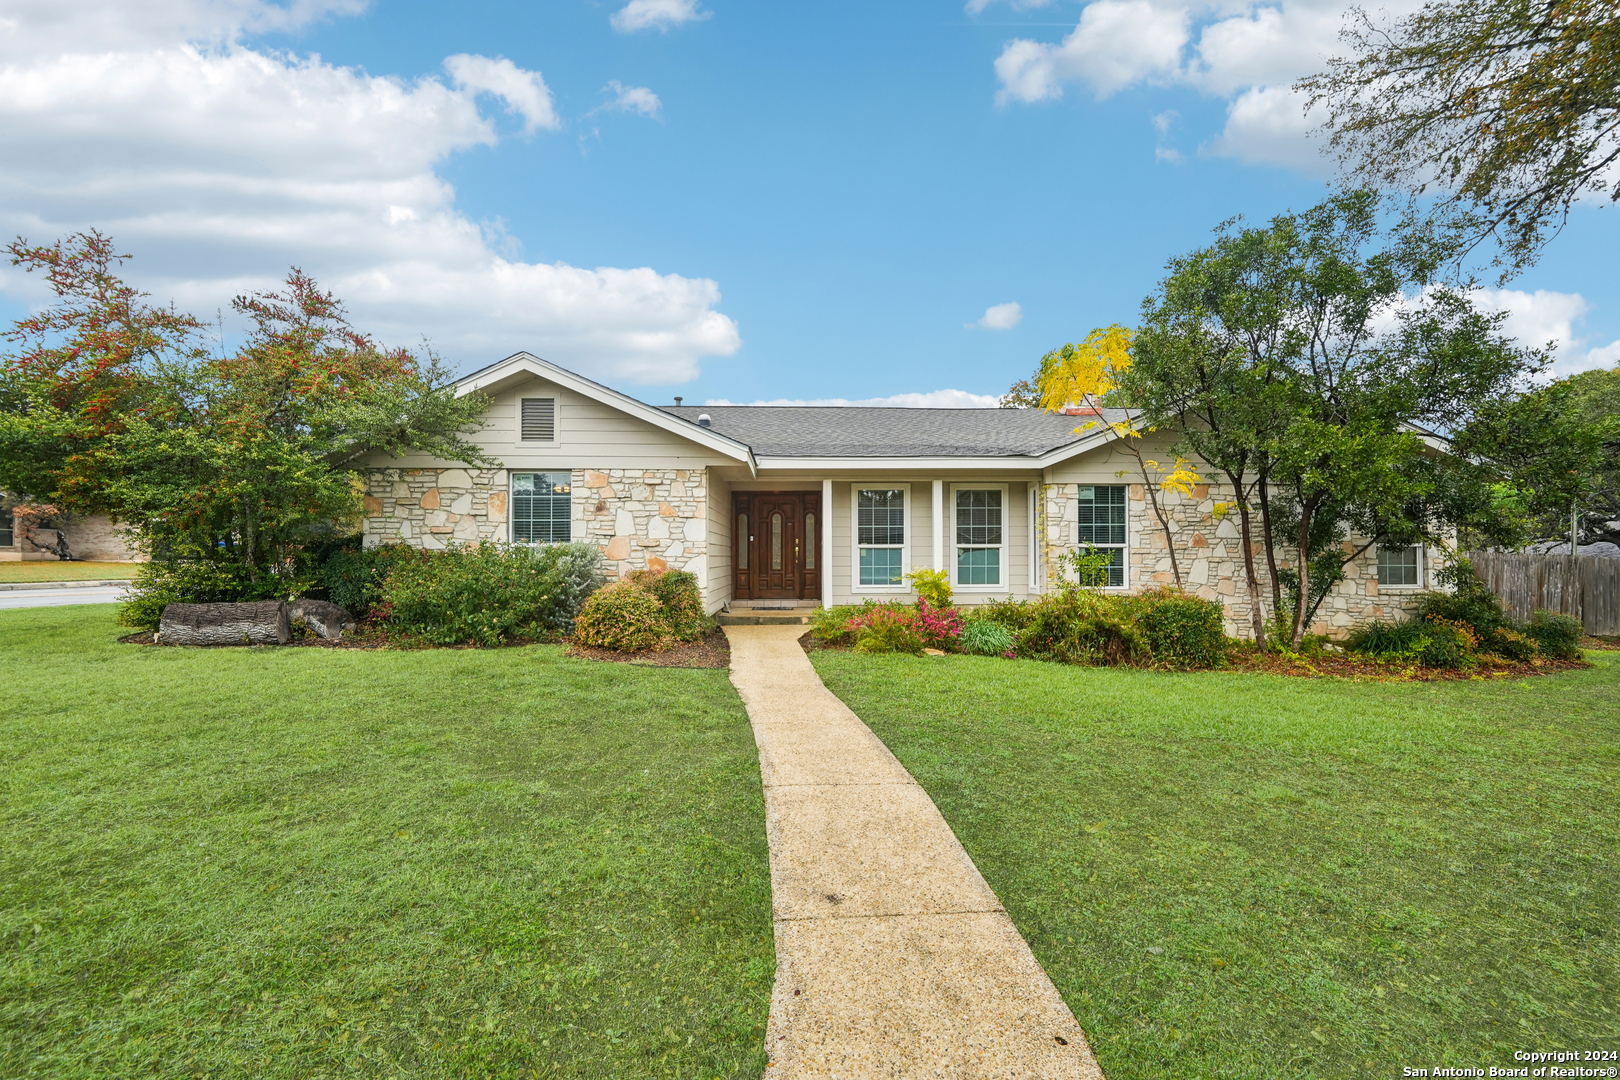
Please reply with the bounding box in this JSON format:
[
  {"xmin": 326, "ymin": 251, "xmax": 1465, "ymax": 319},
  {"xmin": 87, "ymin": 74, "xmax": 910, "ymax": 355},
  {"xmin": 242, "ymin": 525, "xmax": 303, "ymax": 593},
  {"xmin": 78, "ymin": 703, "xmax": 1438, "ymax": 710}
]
[{"xmin": 0, "ymin": 585, "xmax": 129, "ymax": 609}]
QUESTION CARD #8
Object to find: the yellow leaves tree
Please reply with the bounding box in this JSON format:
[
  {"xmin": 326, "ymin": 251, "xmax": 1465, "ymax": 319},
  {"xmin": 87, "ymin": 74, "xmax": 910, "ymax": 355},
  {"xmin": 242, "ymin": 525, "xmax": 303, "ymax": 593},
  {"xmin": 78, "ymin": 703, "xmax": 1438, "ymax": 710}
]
[{"xmin": 1037, "ymin": 325, "xmax": 1200, "ymax": 588}]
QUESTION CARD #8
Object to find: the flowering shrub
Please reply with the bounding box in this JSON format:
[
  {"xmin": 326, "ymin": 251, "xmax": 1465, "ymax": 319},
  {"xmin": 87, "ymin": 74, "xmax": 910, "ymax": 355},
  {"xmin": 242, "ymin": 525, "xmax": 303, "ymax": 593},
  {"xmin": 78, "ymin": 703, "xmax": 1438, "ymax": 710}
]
[
  {"xmin": 848, "ymin": 605, "xmax": 927, "ymax": 655},
  {"xmin": 913, "ymin": 599, "xmax": 963, "ymax": 650}
]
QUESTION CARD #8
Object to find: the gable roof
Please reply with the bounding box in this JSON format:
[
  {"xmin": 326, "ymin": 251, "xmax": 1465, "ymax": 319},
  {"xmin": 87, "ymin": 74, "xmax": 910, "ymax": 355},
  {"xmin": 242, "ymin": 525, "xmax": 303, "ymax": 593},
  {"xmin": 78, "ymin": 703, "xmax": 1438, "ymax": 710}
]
[
  {"xmin": 456, "ymin": 352, "xmax": 758, "ymax": 469},
  {"xmin": 659, "ymin": 405, "xmax": 1128, "ymax": 459}
]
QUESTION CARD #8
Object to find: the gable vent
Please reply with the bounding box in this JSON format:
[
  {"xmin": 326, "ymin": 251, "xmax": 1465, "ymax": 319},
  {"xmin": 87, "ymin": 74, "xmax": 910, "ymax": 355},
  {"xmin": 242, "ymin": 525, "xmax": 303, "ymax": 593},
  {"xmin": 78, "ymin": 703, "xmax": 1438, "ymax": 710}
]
[{"xmin": 520, "ymin": 397, "xmax": 556, "ymax": 441}]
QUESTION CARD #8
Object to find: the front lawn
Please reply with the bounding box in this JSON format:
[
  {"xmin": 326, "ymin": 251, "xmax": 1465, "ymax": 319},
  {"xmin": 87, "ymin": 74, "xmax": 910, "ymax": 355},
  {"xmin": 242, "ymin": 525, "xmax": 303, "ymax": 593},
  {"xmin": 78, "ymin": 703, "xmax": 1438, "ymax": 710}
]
[
  {"xmin": 0, "ymin": 561, "xmax": 142, "ymax": 583},
  {"xmin": 1, "ymin": 606, "xmax": 772, "ymax": 1079},
  {"xmin": 812, "ymin": 649, "xmax": 1620, "ymax": 1080}
]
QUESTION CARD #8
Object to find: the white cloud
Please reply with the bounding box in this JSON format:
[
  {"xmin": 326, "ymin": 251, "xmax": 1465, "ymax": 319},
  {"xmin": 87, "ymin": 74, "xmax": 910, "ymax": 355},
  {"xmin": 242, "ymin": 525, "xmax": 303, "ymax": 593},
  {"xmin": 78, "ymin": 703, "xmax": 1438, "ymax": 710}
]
[
  {"xmin": 965, "ymin": 0, "xmax": 1054, "ymax": 14},
  {"xmin": 609, "ymin": 0, "xmax": 710, "ymax": 34},
  {"xmin": 0, "ymin": 4, "xmax": 739, "ymax": 384},
  {"xmin": 0, "ymin": 0, "xmax": 368, "ymax": 59},
  {"xmin": 994, "ymin": 0, "xmax": 1189, "ymax": 103},
  {"xmin": 990, "ymin": 0, "xmax": 1422, "ymax": 170},
  {"xmin": 970, "ymin": 301, "xmax": 1023, "ymax": 329},
  {"xmin": 1471, "ymin": 288, "xmax": 1620, "ymax": 378},
  {"xmin": 706, "ymin": 390, "xmax": 1002, "ymax": 408},
  {"xmin": 598, "ymin": 80, "xmax": 663, "ymax": 119},
  {"xmin": 443, "ymin": 54, "xmax": 558, "ymax": 133}
]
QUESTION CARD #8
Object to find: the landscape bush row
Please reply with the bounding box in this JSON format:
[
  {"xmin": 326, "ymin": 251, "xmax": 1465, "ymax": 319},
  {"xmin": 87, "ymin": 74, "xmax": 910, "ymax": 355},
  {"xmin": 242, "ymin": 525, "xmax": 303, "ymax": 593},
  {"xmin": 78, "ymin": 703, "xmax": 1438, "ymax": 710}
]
[
  {"xmin": 121, "ymin": 540, "xmax": 708, "ymax": 651},
  {"xmin": 812, "ymin": 569, "xmax": 1228, "ymax": 670},
  {"xmin": 1345, "ymin": 562, "xmax": 1582, "ymax": 668}
]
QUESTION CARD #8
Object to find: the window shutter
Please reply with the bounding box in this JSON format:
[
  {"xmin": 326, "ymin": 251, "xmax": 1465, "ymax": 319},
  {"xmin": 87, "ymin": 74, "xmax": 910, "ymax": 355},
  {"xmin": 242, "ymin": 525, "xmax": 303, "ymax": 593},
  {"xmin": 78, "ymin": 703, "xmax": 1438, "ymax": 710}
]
[{"xmin": 520, "ymin": 397, "xmax": 556, "ymax": 441}]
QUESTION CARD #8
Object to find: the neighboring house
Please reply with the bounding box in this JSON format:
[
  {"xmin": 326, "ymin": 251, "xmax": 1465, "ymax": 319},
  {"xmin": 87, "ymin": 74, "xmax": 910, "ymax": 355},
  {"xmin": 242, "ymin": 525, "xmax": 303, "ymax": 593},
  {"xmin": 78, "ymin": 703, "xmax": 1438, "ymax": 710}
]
[
  {"xmin": 0, "ymin": 507, "xmax": 141, "ymax": 563},
  {"xmin": 359, "ymin": 352, "xmax": 1436, "ymax": 636}
]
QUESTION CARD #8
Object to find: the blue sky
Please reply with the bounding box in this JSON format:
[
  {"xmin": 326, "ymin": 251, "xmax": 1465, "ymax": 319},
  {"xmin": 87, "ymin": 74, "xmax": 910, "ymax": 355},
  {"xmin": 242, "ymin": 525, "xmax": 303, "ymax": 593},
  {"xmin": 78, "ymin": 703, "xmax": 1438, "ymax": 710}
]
[{"xmin": 2, "ymin": 0, "xmax": 1616, "ymax": 406}]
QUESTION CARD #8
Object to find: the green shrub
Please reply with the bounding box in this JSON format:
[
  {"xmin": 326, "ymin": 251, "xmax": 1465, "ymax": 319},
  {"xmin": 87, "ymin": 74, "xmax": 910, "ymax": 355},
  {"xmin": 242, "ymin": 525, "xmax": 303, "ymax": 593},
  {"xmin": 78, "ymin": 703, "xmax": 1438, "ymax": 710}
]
[
  {"xmin": 1525, "ymin": 611, "xmax": 1583, "ymax": 660},
  {"xmin": 1483, "ymin": 624, "xmax": 1537, "ymax": 662},
  {"xmin": 1016, "ymin": 587, "xmax": 1144, "ymax": 665},
  {"xmin": 630, "ymin": 569, "xmax": 705, "ymax": 640},
  {"xmin": 1129, "ymin": 588, "xmax": 1226, "ymax": 669},
  {"xmin": 1346, "ymin": 619, "xmax": 1473, "ymax": 668},
  {"xmin": 850, "ymin": 606, "xmax": 926, "ymax": 655},
  {"xmin": 959, "ymin": 619, "xmax": 1017, "ymax": 657},
  {"xmin": 378, "ymin": 542, "xmax": 602, "ymax": 647},
  {"xmin": 905, "ymin": 568, "xmax": 953, "ymax": 609},
  {"xmin": 319, "ymin": 544, "xmax": 422, "ymax": 618},
  {"xmin": 572, "ymin": 581, "xmax": 674, "ymax": 652},
  {"xmin": 971, "ymin": 596, "xmax": 1037, "ymax": 633}
]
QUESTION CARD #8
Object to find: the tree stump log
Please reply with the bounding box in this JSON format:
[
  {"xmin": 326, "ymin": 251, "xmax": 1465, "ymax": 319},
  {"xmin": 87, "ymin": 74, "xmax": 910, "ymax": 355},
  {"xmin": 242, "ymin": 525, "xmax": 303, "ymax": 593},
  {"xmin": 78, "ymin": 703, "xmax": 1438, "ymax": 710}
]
[
  {"xmin": 288, "ymin": 599, "xmax": 356, "ymax": 639},
  {"xmin": 159, "ymin": 601, "xmax": 291, "ymax": 646}
]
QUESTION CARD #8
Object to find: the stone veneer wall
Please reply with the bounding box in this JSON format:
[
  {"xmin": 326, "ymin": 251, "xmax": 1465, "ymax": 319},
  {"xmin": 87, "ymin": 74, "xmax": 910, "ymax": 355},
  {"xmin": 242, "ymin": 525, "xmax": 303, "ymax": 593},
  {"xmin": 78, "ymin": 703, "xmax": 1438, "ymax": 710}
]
[
  {"xmin": 1042, "ymin": 481, "xmax": 1427, "ymax": 639},
  {"xmin": 362, "ymin": 466, "xmax": 708, "ymax": 592}
]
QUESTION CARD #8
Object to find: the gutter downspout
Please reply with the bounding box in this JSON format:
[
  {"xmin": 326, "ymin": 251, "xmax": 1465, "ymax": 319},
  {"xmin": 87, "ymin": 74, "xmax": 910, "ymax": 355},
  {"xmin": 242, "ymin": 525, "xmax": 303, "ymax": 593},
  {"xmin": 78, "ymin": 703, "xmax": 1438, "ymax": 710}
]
[{"xmin": 932, "ymin": 479, "xmax": 944, "ymax": 576}]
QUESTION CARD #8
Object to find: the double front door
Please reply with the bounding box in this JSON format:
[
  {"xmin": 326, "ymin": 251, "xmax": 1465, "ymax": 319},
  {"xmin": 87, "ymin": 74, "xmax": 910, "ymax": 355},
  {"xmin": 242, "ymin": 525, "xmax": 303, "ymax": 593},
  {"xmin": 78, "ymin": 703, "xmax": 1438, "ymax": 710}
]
[{"xmin": 733, "ymin": 491, "xmax": 821, "ymax": 600}]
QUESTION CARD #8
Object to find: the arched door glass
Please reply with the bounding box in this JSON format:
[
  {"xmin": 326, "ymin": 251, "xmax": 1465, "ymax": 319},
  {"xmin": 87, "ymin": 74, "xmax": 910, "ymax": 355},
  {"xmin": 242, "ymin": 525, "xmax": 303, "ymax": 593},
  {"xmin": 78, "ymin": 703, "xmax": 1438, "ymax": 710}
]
[
  {"xmin": 737, "ymin": 513, "xmax": 748, "ymax": 570},
  {"xmin": 804, "ymin": 513, "xmax": 816, "ymax": 570},
  {"xmin": 771, "ymin": 512, "xmax": 783, "ymax": 571}
]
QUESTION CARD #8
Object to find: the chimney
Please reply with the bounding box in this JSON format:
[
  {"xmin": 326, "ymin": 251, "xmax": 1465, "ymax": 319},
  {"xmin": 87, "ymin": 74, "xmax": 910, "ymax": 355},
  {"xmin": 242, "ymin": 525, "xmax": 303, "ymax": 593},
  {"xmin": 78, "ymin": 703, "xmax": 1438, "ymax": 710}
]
[
  {"xmin": 1063, "ymin": 406, "xmax": 1102, "ymax": 416},
  {"xmin": 698, "ymin": 413, "xmax": 712, "ymax": 428},
  {"xmin": 674, "ymin": 396, "xmax": 683, "ymax": 406}
]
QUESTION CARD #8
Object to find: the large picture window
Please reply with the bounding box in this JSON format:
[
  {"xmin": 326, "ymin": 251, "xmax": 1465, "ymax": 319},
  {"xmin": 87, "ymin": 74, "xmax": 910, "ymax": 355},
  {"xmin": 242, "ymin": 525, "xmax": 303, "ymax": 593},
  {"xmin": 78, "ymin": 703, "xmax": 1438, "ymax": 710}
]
[
  {"xmin": 512, "ymin": 472, "xmax": 571, "ymax": 543},
  {"xmin": 1076, "ymin": 484, "xmax": 1127, "ymax": 587},
  {"xmin": 1377, "ymin": 545, "xmax": 1420, "ymax": 587},
  {"xmin": 856, "ymin": 487, "xmax": 906, "ymax": 587},
  {"xmin": 954, "ymin": 487, "xmax": 1004, "ymax": 587}
]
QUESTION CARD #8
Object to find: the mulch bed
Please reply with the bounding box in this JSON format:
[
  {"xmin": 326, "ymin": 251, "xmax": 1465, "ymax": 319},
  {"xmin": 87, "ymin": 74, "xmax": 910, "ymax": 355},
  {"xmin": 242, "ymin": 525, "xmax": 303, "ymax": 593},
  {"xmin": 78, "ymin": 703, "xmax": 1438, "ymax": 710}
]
[
  {"xmin": 566, "ymin": 626, "xmax": 731, "ymax": 669},
  {"xmin": 1583, "ymin": 635, "xmax": 1620, "ymax": 651},
  {"xmin": 797, "ymin": 631, "xmax": 1592, "ymax": 681}
]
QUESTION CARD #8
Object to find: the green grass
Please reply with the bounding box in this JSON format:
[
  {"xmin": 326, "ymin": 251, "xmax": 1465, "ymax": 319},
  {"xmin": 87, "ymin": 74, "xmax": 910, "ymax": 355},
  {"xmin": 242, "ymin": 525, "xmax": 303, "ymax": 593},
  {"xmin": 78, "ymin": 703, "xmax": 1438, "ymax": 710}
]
[
  {"xmin": 0, "ymin": 560, "xmax": 141, "ymax": 582},
  {"xmin": 1, "ymin": 606, "xmax": 772, "ymax": 1079},
  {"xmin": 811, "ymin": 650, "xmax": 1620, "ymax": 1079}
]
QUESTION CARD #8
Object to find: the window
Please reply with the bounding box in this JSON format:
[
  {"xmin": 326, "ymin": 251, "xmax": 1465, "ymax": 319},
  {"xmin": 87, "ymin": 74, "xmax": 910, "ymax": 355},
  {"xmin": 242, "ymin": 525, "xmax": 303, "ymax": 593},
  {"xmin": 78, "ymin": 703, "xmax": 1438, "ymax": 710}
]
[
  {"xmin": 954, "ymin": 487, "xmax": 1004, "ymax": 587},
  {"xmin": 520, "ymin": 397, "xmax": 556, "ymax": 441},
  {"xmin": 855, "ymin": 487, "xmax": 906, "ymax": 587},
  {"xmin": 511, "ymin": 472, "xmax": 571, "ymax": 543},
  {"xmin": 0, "ymin": 507, "xmax": 11, "ymax": 548},
  {"xmin": 1076, "ymin": 484, "xmax": 1127, "ymax": 587},
  {"xmin": 804, "ymin": 512, "xmax": 816, "ymax": 571},
  {"xmin": 737, "ymin": 513, "xmax": 748, "ymax": 570},
  {"xmin": 771, "ymin": 512, "xmax": 783, "ymax": 570},
  {"xmin": 1378, "ymin": 545, "xmax": 1420, "ymax": 587}
]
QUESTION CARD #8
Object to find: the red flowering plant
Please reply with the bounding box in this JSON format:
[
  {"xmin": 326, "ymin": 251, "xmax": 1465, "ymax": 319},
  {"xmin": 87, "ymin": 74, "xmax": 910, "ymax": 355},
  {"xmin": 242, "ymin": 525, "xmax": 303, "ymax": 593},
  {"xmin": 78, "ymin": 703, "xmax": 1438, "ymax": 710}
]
[{"xmin": 912, "ymin": 598, "xmax": 963, "ymax": 651}]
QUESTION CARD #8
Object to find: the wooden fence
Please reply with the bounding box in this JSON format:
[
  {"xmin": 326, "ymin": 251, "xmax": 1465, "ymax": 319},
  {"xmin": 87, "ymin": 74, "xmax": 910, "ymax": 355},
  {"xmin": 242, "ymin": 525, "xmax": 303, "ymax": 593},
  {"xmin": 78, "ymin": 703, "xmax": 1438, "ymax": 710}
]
[{"xmin": 1466, "ymin": 550, "xmax": 1620, "ymax": 635}]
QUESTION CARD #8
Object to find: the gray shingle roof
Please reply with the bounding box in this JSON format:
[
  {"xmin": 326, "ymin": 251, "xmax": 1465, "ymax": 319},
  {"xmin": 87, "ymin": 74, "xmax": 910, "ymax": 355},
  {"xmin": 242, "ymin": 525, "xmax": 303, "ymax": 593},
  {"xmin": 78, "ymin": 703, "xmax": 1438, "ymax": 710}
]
[{"xmin": 658, "ymin": 405, "xmax": 1130, "ymax": 458}]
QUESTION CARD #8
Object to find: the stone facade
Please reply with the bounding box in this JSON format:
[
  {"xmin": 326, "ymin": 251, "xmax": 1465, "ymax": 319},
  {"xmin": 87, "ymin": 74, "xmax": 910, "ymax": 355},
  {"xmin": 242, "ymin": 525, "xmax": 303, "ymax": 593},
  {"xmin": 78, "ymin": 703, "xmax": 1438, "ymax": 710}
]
[
  {"xmin": 577, "ymin": 468, "xmax": 708, "ymax": 588},
  {"xmin": 362, "ymin": 468, "xmax": 509, "ymax": 548},
  {"xmin": 361, "ymin": 466, "xmax": 709, "ymax": 591},
  {"xmin": 1042, "ymin": 481, "xmax": 1428, "ymax": 639}
]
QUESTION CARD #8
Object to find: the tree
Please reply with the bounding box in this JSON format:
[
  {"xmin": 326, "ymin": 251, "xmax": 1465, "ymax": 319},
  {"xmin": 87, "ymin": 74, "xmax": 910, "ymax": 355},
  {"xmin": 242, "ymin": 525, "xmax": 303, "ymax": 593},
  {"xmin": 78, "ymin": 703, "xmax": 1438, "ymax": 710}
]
[
  {"xmin": 2, "ymin": 237, "xmax": 493, "ymax": 591},
  {"xmin": 1, "ymin": 232, "xmax": 204, "ymax": 502},
  {"xmin": 1124, "ymin": 192, "xmax": 1539, "ymax": 650},
  {"xmin": 1300, "ymin": 0, "xmax": 1620, "ymax": 277},
  {"xmin": 999, "ymin": 370, "xmax": 1042, "ymax": 408},
  {"xmin": 1454, "ymin": 366, "xmax": 1619, "ymax": 547},
  {"xmin": 1036, "ymin": 326, "xmax": 1201, "ymax": 589}
]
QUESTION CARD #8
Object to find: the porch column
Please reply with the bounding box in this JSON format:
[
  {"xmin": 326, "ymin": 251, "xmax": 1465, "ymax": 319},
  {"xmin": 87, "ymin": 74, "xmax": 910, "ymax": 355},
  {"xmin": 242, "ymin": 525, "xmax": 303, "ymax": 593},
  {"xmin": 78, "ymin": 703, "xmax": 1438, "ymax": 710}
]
[
  {"xmin": 932, "ymin": 479, "xmax": 944, "ymax": 573},
  {"xmin": 822, "ymin": 478, "xmax": 833, "ymax": 604}
]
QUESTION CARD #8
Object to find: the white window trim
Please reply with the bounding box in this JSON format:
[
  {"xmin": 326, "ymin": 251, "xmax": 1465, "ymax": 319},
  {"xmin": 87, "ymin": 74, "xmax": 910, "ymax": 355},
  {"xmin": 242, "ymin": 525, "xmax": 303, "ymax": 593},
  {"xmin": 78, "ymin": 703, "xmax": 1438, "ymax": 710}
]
[
  {"xmin": 508, "ymin": 470, "xmax": 573, "ymax": 545},
  {"xmin": 949, "ymin": 482, "xmax": 1011, "ymax": 593},
  {"xmin": 851, "ymin": 482, "xmax": 911, "ymax": 593},
  {"xmin": 1074, "ymin": 483, "xmax": 1131, "ymax": 590},
  {"xmin": 1376, "ymin": 543, "xmax": 1425, "ymax": 590},
  {"xmin": 514, "ymin": 394, "xmax": 560, "ymax": 448}
]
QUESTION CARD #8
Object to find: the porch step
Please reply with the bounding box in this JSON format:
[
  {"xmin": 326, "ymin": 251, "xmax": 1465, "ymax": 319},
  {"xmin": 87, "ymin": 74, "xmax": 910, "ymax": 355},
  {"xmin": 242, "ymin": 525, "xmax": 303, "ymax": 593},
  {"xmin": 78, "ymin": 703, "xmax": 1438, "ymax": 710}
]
[{"xmin": 716, "ymin": 612, "xmax": 813, "ymax": 626}]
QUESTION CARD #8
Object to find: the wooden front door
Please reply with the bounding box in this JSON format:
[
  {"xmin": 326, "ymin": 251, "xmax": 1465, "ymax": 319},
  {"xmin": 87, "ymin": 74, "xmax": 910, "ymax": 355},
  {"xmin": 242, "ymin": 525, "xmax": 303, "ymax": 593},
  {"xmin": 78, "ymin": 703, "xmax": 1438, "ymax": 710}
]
[{"xmin": 733, "ymin": 491, "xmax": 821, "ymax": 600}]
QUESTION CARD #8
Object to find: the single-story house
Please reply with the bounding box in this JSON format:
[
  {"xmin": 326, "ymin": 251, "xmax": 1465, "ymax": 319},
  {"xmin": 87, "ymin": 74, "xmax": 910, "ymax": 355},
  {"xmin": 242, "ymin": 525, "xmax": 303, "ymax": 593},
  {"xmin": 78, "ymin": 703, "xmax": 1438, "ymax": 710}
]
[{"xmin": 359, "ymin": 352, "xmax": 1435, "ymax": 636}]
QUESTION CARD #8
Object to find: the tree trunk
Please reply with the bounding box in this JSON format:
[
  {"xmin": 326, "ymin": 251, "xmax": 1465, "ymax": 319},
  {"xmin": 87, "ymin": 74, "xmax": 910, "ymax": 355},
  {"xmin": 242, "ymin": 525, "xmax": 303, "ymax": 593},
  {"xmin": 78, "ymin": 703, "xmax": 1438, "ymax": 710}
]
[
  {"xmin": 1127, "ymin": 445, "xmax": 1182, "ymax": 587},
  {"xmin": 1291, "ymin": 502, "xmax": 1315, "ymax": 651},
  {"xmin": 288, "ymin": 599, "xmax": 355, "ymax": 639},
  {"xmin": 159, "ymin": 601, "xmax": 290, "ymax": 646},
  {"xmin": 1257, "ymin": 473, "xmax": 1284, "ymax": 629},
  {"xmin": 1224, "ymin": 469, "xmax": 1267, "ymax": 649}
]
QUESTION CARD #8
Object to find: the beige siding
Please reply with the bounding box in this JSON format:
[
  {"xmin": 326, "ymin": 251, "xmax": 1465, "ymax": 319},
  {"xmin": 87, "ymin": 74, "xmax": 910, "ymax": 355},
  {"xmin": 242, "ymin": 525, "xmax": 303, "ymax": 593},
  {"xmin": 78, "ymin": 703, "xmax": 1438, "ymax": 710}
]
[
  {"xmin": 359, "ymin": 375, "xmax": 740, "ymax": 471},
  {"xmin": 705, "ymin": 469, "xmax": 733, "ymax": 614}
]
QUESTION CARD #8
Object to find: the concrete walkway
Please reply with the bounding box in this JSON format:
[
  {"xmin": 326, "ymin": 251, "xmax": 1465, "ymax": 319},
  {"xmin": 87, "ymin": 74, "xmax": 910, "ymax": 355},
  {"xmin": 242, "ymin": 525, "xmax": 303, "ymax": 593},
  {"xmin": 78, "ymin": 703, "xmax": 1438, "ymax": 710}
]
[{"xmin": 726, "ymin": 624, "xmax": 1104, "ymax": 1079}]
